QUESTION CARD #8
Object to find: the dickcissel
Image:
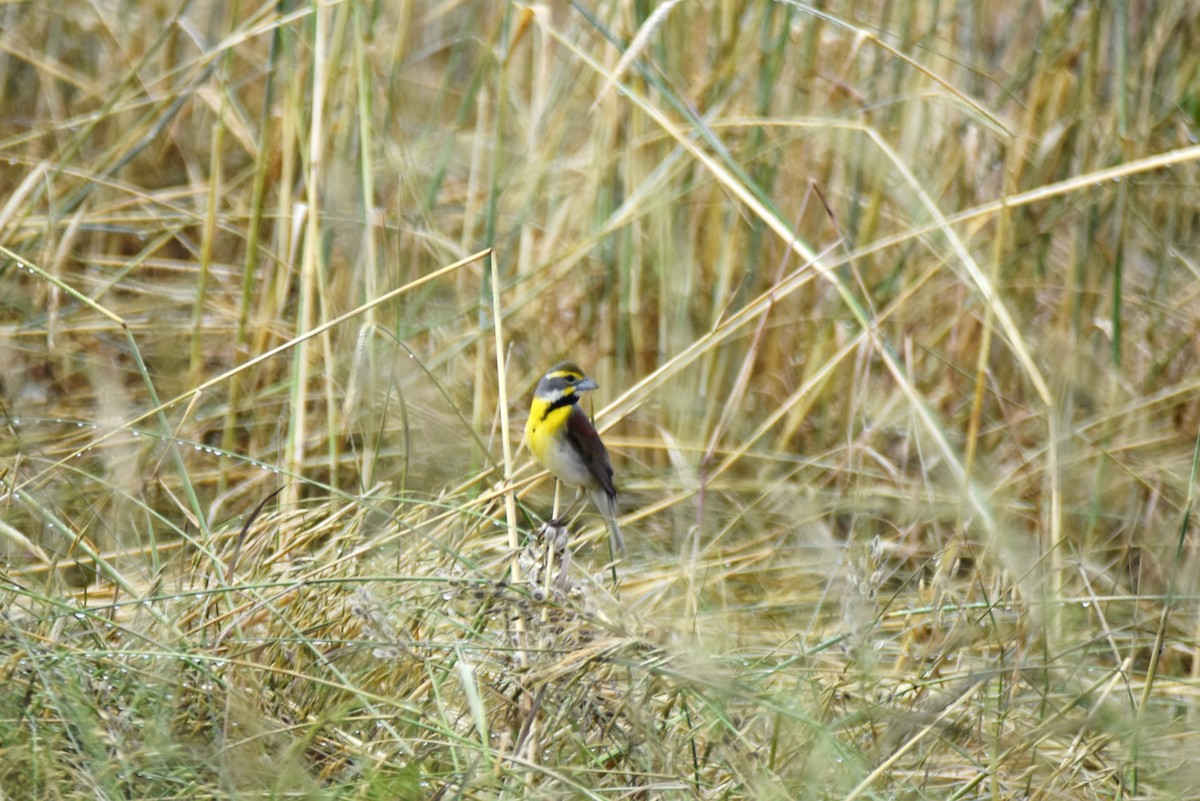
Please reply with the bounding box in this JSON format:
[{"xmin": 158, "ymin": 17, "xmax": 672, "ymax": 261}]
[{"xmin": 525, "ymin": 362, "xmax": 624, "ymax": 554}]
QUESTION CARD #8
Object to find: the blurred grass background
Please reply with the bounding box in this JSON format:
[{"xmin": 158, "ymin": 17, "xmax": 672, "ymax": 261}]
[{"xmin": 3, "ymin": 1, "xmax": 1200, "ymax": 798}]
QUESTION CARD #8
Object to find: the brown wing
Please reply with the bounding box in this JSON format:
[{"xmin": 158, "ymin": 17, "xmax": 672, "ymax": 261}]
[{"xmin": 566, "ymin": 404, "xmax": 616, "ymax": 498}]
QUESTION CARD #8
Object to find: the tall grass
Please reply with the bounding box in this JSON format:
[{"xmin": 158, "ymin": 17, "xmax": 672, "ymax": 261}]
[{"xmin": 2, "ymin": 1, "xmax": 1200, "ymax": 798}]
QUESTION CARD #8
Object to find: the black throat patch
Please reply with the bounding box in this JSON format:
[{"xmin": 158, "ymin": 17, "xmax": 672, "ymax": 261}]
[{"xmin": 543, "ymin": 391, "xmax": 579, "ymax": 419}]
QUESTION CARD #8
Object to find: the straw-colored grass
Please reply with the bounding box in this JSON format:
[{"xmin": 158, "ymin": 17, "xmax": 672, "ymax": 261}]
[{"xmin": 3, "ymin": 1, "xmax": 1200, "ymax": 798}]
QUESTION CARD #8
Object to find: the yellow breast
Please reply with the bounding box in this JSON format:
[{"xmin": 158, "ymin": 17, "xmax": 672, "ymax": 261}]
[{"xmin": 526, "ymin": 397, "xmax": 571, "ymax": 465}]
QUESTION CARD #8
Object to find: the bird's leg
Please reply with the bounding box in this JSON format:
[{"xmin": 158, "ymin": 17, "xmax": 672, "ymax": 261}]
[
  {"xmin": 545, "ymin": 482, "xmax": 581, "ymax": 595},
  {"xmin": 548, "ymin": 485, "xmax": 584, "ymax": 527},
  {"xmin": 546, "ymin": 485, "xmax": 586, "ymax": 593}
]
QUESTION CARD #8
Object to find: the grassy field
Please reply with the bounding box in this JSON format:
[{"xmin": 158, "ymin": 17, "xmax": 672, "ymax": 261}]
[{"xmin": 3, "ymin": 1, "xmax": 1200, "ymax": 798}]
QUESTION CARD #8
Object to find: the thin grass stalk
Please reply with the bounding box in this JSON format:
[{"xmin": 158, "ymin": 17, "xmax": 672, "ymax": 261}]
[
  {"xmin": 223, "ymin": 0, "xmax": 272, "ymax": 499},
  {"xmin": 191, "ymin": 120, "xmax": 222, "ymax": 382},
  {"xmin": 0, "ymin": 161, "xmax": 44, "ymax": 244},
  {"xmin": 1130, "ymin": 429, "xmax": 1200, "ymax": 791},
  {"xmin": 287, "ymin": 0, "xmax": 331, "ymax": 506},
  {"xmin": 491, "ymin": 251, "xmax": 518, "ymax": 580}
]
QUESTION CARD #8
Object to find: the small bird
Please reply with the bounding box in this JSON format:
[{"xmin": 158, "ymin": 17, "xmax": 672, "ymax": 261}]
[{"xmin": 525, "ymin": 362, "xmax": 624, "ymax": 555}]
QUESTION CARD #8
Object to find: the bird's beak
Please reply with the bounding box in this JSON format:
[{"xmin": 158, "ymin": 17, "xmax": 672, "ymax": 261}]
[{"xmin": 578, "ymin": 376, "xmax": 599, "ymax": 391}]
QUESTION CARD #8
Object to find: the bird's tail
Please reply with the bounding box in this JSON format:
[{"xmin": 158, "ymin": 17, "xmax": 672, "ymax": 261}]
[{"xmin": 593, "ymin": 490, "xmax": 625, "ymax": 556}]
